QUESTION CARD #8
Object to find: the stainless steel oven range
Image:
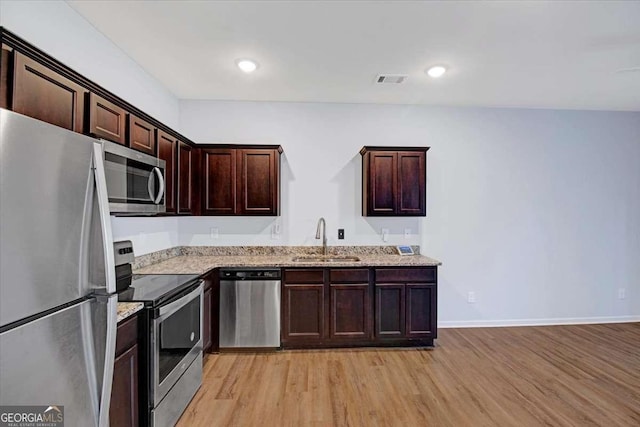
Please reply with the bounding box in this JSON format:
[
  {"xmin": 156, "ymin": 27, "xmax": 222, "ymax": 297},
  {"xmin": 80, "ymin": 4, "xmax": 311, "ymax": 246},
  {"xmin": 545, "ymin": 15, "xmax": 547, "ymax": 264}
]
[{"xmin": 116, "ymin": 242, "xmax": 202, "ymax": 427}]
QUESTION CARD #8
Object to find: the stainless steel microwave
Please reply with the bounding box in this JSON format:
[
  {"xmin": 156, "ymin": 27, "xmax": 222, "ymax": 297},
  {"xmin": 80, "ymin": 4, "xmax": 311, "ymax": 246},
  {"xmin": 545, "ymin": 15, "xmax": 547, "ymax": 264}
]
[{"xmin": 102, "ymin": 140, "xmax": 166, "ymax": 215}]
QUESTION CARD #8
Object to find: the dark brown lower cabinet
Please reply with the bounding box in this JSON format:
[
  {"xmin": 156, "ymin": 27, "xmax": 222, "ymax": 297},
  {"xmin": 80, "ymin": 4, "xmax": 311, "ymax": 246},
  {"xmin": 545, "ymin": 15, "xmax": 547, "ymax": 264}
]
[
  {"xmin": 282, "ymin": 283, "xmax": 325, "ymax": 345},
  {"xmin": 374, "ymin": 267, "xmax": 437, "ymax": 343},
  {"xmin": 375, "ymin": 284, "xmax": 406, "ymax": 338},
  {"xmin": 110, "ymin": 315, "xmax": 139, "ymax": 427},
  {"xmin": 202, "ymin": 270, "xmax": 219, "ymax": 353},
  {"xmin": 330, "ymin": 283, "xmax": 371, "ymax": 339},
  {"xmin": 282, "ymin": 267, "xmax": 437, "ymax": 349},
  {"xmin": 329, "ymin": 269, "xmax": 371, "ymax": 340},
  {"xmin": 203, "ymin": 285, "xmax": 212, "ymax": 353},
  {"xmin": 406, "ymin": 284, "xmax": 437, "ymax": 338}
]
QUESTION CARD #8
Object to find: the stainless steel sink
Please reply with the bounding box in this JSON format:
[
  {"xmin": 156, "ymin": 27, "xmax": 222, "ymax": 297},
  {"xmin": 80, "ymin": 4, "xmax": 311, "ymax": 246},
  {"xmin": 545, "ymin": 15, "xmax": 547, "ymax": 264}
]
[{"xmin": 291, "ymin": 256, "xmax": 361, "ymax": 263}]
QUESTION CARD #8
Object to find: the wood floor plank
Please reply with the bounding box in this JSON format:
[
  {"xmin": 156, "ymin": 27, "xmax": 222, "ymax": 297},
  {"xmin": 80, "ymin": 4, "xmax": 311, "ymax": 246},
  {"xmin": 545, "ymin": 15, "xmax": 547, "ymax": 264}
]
[{"xmin": 176, "ymin": 323, "xmax": 640, "ymax": 427}]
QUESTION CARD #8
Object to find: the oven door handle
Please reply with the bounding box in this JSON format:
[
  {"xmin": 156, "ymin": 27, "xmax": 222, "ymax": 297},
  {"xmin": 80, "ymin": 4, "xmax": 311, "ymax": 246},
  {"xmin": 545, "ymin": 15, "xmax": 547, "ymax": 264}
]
[
  {"xmin": 153, "ymin": 167, "xmax": 165, "ymax": 204},
  {"xmin": 158, "ymin": 281, "xmax": 204, "ymax": 320}
]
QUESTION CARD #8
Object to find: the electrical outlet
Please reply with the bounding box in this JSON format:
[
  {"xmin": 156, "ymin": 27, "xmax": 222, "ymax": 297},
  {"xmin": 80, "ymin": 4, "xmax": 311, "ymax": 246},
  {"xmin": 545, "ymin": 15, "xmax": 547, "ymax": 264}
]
[
  {"xmin": 404, "ymin": 228, "xmax": 411, "ymax": 239},
  {"xmin": 210, "ymin": 227, "xmax": 219, "ymax": 239},
  {"xmin": 467, "ymin": 291, "xmax": 476, "ymax": 304},
  {"xmin": 338, "ymin": 229, "xmax": 345, "ymax": 240},
  {"xmin": 381, "ymin": 228, "xmax": 389, "ymax": 242},
  {"xmin": 618, "ymin": 288, "xmax": 626, "ymax": 300},
  {"xmin": 271, "ymin": 223, "xmax": 281, "ymax": 240}
]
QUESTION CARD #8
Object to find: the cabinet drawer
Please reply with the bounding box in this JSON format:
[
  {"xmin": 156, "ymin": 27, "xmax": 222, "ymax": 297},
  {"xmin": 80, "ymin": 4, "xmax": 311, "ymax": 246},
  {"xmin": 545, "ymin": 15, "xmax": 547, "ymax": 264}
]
[
  {"xmin": 330, "ymin": 269, "xmax": 369, "ymax": 283},
  {"xmin": 283, "ymin": 269, "xmax": 324, "ymax": 284},
  {"xmin": 375, "ymin": 267, "xmax": 436, "ymax": 283},
  {"xmin": 115, "ymin": 314, "xmax": 138, "ymax": 357}
]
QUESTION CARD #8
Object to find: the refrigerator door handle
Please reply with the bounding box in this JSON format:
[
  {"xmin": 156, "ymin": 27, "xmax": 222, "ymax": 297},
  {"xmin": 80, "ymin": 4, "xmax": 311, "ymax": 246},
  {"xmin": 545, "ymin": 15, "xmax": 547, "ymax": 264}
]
[
  {"xmin": 153, "ymin": 167, "xmax": 165, "ymax": 204},
  {"xmin": 98, "ymin": 295, "xmax": 118, "ymax": 427},
  {"xmin": 93, "ymin": 143, "xmax": 116, "ymax": 294}
]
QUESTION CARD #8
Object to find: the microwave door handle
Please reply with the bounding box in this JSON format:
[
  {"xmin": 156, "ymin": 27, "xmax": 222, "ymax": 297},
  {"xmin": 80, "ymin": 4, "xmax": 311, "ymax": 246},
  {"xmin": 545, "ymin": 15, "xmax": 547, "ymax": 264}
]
[
  {"xmin": 153, "ymin": 167, "xmax": 165, "ymax": 204},
  {"xmin": 147, "ymin": 168, "xmax": 156, "ymax": 202},
  {"xmin": 92, "ymin": 143, "xmax": 116, "ymax": 294}
]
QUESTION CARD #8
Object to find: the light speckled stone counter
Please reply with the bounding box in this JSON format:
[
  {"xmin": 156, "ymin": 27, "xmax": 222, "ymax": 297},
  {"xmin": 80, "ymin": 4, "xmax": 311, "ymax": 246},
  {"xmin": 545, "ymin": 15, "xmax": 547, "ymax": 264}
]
[
  {"xmin": 117, "ymin": 302, "xmax": 144, "ymax": 323},
  {"xmin": 134, "ymin": 254, "xmax": 441, "ymax": 275}
]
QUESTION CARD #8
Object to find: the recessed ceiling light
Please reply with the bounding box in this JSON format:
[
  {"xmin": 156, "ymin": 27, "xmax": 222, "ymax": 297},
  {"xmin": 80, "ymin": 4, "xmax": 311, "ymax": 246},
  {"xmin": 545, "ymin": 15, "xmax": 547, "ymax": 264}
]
[
  {"xmin": 426, "ymin": 66, "xmax": 447, "ymax": 78},
  {"xmin": 236, "ymin": 59, "xmax": 258, "ymax": 73}
]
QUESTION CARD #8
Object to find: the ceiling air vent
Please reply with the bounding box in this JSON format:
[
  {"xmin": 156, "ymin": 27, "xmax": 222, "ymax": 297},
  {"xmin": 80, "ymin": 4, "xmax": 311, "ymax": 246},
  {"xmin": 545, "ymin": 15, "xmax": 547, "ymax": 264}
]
[{"xmin": 375, "ymin": 74, "xmax": 408, "ymax": 84}]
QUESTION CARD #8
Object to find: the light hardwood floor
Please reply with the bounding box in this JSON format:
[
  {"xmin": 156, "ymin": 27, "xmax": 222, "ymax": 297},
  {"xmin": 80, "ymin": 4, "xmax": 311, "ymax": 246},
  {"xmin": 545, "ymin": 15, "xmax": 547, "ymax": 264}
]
[{"xmin": 177, "ymin": 323, "xmax": 640, "ymax": 426}]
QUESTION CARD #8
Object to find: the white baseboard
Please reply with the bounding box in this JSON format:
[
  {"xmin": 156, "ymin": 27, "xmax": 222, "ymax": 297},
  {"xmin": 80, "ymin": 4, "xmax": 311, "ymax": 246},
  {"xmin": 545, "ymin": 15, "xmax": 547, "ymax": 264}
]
[{"xmin": 438, "ymin": 315, "xmax": 640, "ymax": 329}]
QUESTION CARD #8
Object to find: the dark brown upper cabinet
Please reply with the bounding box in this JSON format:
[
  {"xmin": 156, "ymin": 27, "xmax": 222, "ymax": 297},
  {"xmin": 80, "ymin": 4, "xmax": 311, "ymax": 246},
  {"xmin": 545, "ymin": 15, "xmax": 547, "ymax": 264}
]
[
  {"xmin": 177, "ymin": 141, "xmax": 194, "ymax": 215},
  {"xmin": 200, "ymin": 146, "xmax": 282, "ymax": 216},
  {"xmin": 128, "ymin": 113, "xmax": 156, "ymax": 155},
  {"xmin": 238, "ymin": 148, "xmax": 280, "ymax": 215},
  {"xmin": 88, "ymin": 93, "xmax": 126, "ymax": 145},
  {"xmin": 361, "ymin": 146, "xmax": 429, "ymax": 217},
  {"xmin": 1, "ymin": 45, "xmax": 11, "ymax": 110},
  {"xmin": 202, "ymin": 149, "xmax": 236, "ymax": 215},
  {"xmin": 157, "ymin": 130, "xmax": 177, "ymax": 213},
  {"xmin": 12, "ymin": 51, "xmax": 86, "ymax": 133}
]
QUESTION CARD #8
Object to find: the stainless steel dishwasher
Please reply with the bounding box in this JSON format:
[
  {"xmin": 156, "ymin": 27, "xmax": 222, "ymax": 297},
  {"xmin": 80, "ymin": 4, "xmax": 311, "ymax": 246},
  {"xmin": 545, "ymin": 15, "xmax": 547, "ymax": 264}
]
[{"xmin": 219, "ymin": 268, "xmax": 281, "ymax": 349}]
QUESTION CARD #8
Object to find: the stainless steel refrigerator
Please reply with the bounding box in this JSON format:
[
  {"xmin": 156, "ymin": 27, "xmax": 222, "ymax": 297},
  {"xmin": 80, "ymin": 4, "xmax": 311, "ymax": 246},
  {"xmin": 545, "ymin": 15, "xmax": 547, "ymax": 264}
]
[{"xmin": 0, "ymin": 109, "xmax": 117, "ymax": 427}]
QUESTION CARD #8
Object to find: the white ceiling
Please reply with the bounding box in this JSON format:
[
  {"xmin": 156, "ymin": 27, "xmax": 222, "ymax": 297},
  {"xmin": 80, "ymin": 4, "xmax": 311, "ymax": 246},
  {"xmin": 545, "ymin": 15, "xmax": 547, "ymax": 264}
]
[{"xmin": 67, "ymin": 1, "xmax": 640, "ymax": 111}]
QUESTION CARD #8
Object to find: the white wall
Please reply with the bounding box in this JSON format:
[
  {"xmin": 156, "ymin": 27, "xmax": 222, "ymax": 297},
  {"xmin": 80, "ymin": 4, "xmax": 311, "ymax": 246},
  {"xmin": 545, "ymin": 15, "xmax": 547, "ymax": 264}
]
[
  {"xmin": 1, "ymin": 0, "xmax": 182, "ymax": 254},
  {"xmin": 175, "ymin": 100, "xmax": 639, "ymax": 325},
  {"xmin": 0, "ymin": 0, "xmax": 180, "ymax": 128},
  {"xmin": 3, "ymin": 1, "xmax": 638, "ymax": 324}
]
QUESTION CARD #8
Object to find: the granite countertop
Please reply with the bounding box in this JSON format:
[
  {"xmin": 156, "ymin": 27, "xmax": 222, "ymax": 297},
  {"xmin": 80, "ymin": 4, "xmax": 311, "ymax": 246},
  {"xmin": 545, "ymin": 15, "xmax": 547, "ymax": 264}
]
[
  {"xmin": 135, "ymin": 254, "xmax": 442, "ymax": 275},
  {"xmin": 117, "ymin": 302, "xmax": 144, "ymax": 323}
]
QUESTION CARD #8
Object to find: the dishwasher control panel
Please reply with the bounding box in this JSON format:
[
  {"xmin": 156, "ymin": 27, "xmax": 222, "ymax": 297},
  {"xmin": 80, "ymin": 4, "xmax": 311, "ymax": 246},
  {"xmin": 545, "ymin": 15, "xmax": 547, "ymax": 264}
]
[{"xmin": 219, "ymin": 269, "xmax": 281, "ymax": 280}]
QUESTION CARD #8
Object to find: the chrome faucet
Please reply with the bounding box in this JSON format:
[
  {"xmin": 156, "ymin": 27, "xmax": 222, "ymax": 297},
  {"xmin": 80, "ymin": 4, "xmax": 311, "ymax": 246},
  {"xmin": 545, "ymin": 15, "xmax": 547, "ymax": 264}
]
[{"xmin": 315, "ymin": 217, "xmax": 327, "ymax": 256}]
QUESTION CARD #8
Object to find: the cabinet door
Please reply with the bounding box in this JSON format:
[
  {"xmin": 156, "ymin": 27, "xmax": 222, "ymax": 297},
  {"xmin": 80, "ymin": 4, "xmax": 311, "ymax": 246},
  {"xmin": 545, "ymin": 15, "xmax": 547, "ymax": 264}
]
[
  {"xmin": 375, "ymin": 284, "xmax": 405, "ymax": 338},
  {"xmin": 282, "ymin": 284, "xmax": 325, "ymax": 343},
  {"xmin": 1, "ymin": 45, "xmax": 11, "ymax": 110},
  {"xmin": 128, "ymin": 114, "xmax": 156, "ymax": 155},
  {"xmin": 405, "ymin": 284, "xmax": 437, "ymax": 338},
  {"xmin": 202, "ymin": 149, "xmax": 237, "ymax": 215},
  {"xmin": 12, "ymin": 51, "xmax": 86, "ymax": 133},
  {"xmin": 330, "ymin": 283, "xmax": 371, "ymax": 340},
  {"xmin": 157, "ymin": 131, "xmax": 177, "ymax": 213},
  {"xmin": 109, "ymin": 343, "xmax": 138, "ymax": 427},
  {"xmin": 88, "ymin": 93, "xmax": 126, "ymax": 145},
  {"xmin": 203, "ymin": 287, "xmax": 212, "ymax": 353},
  {"xmin": 177, "ymin": 141, "xmax": 193, "ymax": 214},
  {"xmin": 397, "ymin": 151, "xmax": 426, "ymax": 215},
  {"xmin": 368, "ymin": 151, "xmax": 397, "ymax": 215},
  {"xmin": 237, "ymin": 149, "xmax": 279, "ymax": 215}
]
